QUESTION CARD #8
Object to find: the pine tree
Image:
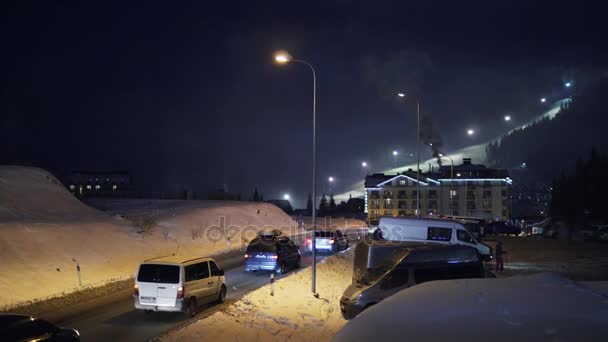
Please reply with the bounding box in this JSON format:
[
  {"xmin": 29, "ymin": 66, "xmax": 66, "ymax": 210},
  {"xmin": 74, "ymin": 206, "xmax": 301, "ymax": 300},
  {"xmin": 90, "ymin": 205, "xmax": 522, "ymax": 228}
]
[
  {"xmin": 329, "ymin": 194, "xmax": 337, "ymax": 216},
  {"xmin": 306, "ymin": 193, "xmax": 313, "ymax": 214},
  {"xmin": 319, "ymin": 194, "xmax": 328, "ymax": 217}
]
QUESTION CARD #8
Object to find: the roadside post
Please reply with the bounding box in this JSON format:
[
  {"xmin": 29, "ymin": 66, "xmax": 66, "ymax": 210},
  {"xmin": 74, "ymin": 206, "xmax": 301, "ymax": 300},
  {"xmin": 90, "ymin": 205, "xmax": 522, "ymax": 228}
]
[
  {"xmin": 270, "ymin": 273, "xmax": 275, "ymax": 296},
  {"xmin": 72, "ymin": 258, "xmax": 82, "ymax": 287}
]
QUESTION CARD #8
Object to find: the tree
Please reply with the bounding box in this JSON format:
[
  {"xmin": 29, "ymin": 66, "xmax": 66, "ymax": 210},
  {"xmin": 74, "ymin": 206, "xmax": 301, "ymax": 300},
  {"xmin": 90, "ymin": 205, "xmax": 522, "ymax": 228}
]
[
  {"xmin": 319, "ymin": 194, "xmax": 328, "ymax": 217},
  {"xmin": 306, "ymin": 193, "xmax": 313, "ymax": 215},
  {"xmin": 252, "ymin": 188, "xmax": 260, "ymax": 202},
  {"xmin": 329, "ymin": 194, "xmax": 337, "ymax": 216}
]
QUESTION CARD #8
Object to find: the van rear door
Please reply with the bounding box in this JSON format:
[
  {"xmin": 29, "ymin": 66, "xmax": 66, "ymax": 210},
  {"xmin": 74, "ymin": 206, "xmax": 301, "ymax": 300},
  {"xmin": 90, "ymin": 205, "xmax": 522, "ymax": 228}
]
[{"xmin": 137, "ymin": 264, "xmax": 180, "ymax": 306}]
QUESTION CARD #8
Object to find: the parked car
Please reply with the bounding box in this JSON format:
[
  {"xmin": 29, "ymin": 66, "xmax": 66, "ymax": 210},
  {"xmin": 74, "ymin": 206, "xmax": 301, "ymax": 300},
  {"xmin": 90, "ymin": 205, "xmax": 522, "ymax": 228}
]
[
  {"xmin": 245, "ymin": 235, "xmax": 301, "ymax": 274},
  {"xmin": 134, "ymin": 256, "xmax": 226, "ymax": 317},
  {"xmin": 305, "ymin": 230, "xmax": 349, "ymax": 253},
  {"xmin": 485, "ymin": 221, "xmax": 521, "ymax": 236},
  {"xmin": 340, "ymin": 240, "xmax": 485, "ymax": 319},
  {"xmin": 377, "ymin": 216, "xmax": 493, "ymax": 261},
  {"xmin": 0, "ymin": 313, "xmax": 80, "ymax": 341}
]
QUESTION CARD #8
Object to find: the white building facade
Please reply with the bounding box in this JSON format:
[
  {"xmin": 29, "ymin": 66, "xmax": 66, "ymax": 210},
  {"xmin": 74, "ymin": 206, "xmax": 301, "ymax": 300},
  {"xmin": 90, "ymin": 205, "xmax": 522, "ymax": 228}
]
[{"xmin": 365, "ymin": 159, "xmax": 511, "ymax": 221}]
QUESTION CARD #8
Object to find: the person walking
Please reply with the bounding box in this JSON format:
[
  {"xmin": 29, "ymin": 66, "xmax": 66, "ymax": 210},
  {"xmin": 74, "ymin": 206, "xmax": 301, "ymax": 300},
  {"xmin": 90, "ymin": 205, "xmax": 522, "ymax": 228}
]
[{"xmin": 495, "ymin": 241, "xmax": 506, "ymax": 272}]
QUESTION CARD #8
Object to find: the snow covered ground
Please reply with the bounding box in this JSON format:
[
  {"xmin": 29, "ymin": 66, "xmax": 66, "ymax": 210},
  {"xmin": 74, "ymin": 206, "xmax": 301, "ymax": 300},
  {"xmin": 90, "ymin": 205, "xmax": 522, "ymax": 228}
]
[
  {"xmin": 0, "ymin": 166, "xmax": 297, "ymax": 310},
  {"xmin": 161, "ymin": 249, "xmax": 354, "ymax": 342},
  {"xmin": 335, "ymin": 273, "xmax": 608, "ymax": 342}
]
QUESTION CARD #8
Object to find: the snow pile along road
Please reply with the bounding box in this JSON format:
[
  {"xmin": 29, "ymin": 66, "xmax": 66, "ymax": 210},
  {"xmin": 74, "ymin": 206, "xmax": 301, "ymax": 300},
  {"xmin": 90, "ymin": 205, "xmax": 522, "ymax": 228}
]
[
  {"xmin": 335, "ymin": 273, "xmax": 608, "ymax": 342},
  {"xmin": 0, "ymin": 166, "xmax": 297, "ymax": 310},
  {"xmin": 162, "ymin": 250, "xmax": 354, "ymax": 342}
]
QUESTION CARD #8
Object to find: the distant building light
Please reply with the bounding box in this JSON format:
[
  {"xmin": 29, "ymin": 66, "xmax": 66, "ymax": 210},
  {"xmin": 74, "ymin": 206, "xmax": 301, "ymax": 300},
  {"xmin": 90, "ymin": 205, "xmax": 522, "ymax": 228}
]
[
  {"xmin": 69, "ymin": 185, "xmax": 75, "ymax": 190},
  {"xmin": 565, "ymin": 82, "xmax": 572, "ymax": 88},
  {"xmin": 456, "ymin": 173, "xmax": 462, "ymax": 177},
  {"xmin": 540, "ymin": 98, "xmax": 547, "ymax": 103},
  {"xmin": 95, "ymin": 185, "xmax": 101, "ymax": 190},
  {"xmin": 112, "ymin": 185, "xmax": 117, "ymax": 191},
  {"xmin": 86, "ymin": 185, "xmax": 92, "ymax": 190}
]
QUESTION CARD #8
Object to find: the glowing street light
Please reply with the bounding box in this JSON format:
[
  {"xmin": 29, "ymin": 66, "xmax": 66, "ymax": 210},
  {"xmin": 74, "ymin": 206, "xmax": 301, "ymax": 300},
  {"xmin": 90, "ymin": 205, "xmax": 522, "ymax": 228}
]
[
  {"xmin": 283, "ymin": 194, "xmax": 290, "ymax": 200},
  {"xmin": 392, "ymin": 150, "xmax": 398, "ymax": 168},
  {"xmin": 504, "ymin": 115, "xmax": 511, "ymax": 122},
  {"xmin": 467, "ymin": 129, "xmax": 475, "ymax": 136},
  {"xmin": 273, "ymin": 49, "xmax": 319, "ymax": 297},
  {"xmin": 540, "ymin": 97, "xmax": 547, "ymax": 103},
  {"xmin": 328, "ymin": 176, "xmax": 334, "ymax": 183},
  {"xmin": 361, "ymin": 161, "xmax": 368, "ymax": 168},
  {"xmin": 565, "ymin": 82, "xmax": 572, "ymax": 88}
]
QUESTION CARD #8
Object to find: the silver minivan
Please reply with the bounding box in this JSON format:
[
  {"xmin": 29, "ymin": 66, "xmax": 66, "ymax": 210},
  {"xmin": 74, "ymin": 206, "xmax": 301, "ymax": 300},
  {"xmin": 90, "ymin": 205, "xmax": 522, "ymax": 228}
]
[
  {"xmin": 340, "ymin": 240, "xmax": 484, "ymax": 318},
  {"xmin": 134, "ymin": 256, "xmax": 226, "ymax": 316}
]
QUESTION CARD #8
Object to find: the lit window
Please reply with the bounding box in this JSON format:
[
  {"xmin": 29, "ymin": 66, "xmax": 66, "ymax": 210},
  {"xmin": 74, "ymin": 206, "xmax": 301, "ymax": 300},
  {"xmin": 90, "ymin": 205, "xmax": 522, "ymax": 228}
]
[
  {"xmin": 450, "ymin": 190, "xmax": 457, "ymax": 196},
  {"xmin": 86, "ymin": 185, "xmax": 92, "ymax": 190},
  {"xmin": 399, "ymin": 180, "xmax": 406, "ymax": 185},
  {"xmin": 95, "ymin": 185, "xmax": 101, "ymax": 190},
  {"xmin": 69, "ymin": 185, "xmax": 75, "ymax": 190},
  {"xmin": 112, "ymin": 185, "xmax": 117, "ymax": 190}
]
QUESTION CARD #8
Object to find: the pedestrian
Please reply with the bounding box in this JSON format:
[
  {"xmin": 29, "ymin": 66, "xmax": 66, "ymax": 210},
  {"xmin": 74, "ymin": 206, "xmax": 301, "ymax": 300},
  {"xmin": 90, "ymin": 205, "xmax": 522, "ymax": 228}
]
[{"xmin": 495, "ymin": 241, "xmax": 506, "ymax": 272}]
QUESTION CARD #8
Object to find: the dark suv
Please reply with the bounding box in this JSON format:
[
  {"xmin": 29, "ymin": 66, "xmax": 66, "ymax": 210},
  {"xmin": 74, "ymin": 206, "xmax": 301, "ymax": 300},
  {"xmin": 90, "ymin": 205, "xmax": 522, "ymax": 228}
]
[
  {"xmin": 245, "ymin": 235, "xmax": 301, "ymax": 274},
  {"xmin": 0, "ymin": 313, "xmax": 80, "ymax": 341}
]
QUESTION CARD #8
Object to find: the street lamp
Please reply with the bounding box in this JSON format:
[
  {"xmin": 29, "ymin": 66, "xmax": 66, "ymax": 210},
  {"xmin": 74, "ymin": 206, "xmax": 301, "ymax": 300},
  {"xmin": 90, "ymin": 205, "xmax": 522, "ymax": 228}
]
[
  {"xmin": 274, "ymin": 50, "xmax": 319, "ymax": 297},
  {"xmin": 397, "ymin": 92, "xmax": 421, "ymax": 216},
  {"xmin": 540, "ymin": 97, "xmax": 547, "ymax": 103},
  {"xmin": 283, "ymin": 194, "xmax": 290, "ymax": 200},
  {"xmin": 361, "ymin": 161, "xmax": 367, "ymax": 168},
  {"xmin": 438, "ymin": 153, "xmax": 454, "ymax": 216},
  {"xmin": 328, "ymin": 176, "xmax": 334, "ymax": 183},
  {"xmin": 467, "ymin": 129, "xmax": 475, "ymax": 136},
  {"xmin": 565, "ymin": 82, "xmax": 572, "ymax": 88},
  {"xmin": 504, "ymin": 115, "xmax": 511, "ymax": 122},
  {"xmin": 392, "ymin": 150, "xmax": 398, "ymax": 168}
]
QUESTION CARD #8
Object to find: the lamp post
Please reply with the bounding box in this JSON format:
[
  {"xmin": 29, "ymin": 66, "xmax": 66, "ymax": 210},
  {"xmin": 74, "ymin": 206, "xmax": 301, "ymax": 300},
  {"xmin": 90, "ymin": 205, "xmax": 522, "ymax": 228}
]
[
  {"xmin": 397, "ymin": 92, "xmax": 420, "ymax": 216},
  {"xmin": 439, "ymin": 153, "xmax": 454, "ymax": 216},
  {"xmin": 392, "ymin": 150, "xmax": 398, "ymax": 168},
  {"xmin": 274, "ymin": 51, "xmax": 319, "ymax": 297}
]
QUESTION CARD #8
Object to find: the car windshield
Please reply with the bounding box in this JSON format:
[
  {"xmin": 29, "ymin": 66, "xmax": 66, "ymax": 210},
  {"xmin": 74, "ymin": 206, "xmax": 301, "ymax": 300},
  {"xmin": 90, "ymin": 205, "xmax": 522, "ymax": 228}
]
[{"xmin": 137, "ymin": 264, "xmax": 180, "ymax": 283}]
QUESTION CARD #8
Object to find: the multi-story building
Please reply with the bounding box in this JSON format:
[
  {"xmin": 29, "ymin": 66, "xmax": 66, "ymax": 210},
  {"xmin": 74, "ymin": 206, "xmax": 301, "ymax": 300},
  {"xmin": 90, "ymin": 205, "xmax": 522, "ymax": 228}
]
[{"xmin": 364, "ymin": 158, "xmax": 511, "ymax": 221}]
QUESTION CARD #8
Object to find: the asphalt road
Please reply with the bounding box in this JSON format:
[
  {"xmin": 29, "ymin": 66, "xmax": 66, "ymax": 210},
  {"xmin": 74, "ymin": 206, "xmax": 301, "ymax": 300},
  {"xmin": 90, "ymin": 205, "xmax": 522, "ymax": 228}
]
[{"xmin": 53, "ymin": 231, "xmax": 365, "ymax": 341}]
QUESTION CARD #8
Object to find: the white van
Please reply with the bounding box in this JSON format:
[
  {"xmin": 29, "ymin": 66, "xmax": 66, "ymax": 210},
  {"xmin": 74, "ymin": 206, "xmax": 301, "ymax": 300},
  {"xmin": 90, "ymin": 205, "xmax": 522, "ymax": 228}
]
[
  {"xmin": 378, "ymin": 217, "xmax": 493, "ymax": 261},
  {"xmin": 134, "ymin": 256, "xmax": 227, "ymax": 316}
]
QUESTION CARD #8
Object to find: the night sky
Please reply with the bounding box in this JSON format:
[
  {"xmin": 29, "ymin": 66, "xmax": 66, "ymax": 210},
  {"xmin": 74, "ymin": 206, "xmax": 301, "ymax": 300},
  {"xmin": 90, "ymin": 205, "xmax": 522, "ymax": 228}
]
[{"xmin": 2, "ymin": 1, "xmax": 607, "ymax": 207}]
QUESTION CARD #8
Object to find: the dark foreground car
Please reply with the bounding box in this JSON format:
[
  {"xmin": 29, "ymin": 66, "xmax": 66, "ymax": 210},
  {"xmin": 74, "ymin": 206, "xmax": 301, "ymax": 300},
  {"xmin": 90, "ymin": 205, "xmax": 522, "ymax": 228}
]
[
  {"xmin": 245, "ymin": 235, "xmax": 301, "ymax": 274},
  {"xmin": 0, "ymin": 313, "xmax": 80, "ymax": 342}
]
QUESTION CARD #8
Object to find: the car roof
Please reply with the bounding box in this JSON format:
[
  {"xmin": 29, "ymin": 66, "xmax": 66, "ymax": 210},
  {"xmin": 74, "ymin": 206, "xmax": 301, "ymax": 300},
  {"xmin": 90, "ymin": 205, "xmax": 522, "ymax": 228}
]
[
  {"xmin": 142, "ymin": 256, "xmax": 213, "ymax": 265},
  {"xmin": 0, "ymin": 313, "xmax": 33, "ymax": 327}
]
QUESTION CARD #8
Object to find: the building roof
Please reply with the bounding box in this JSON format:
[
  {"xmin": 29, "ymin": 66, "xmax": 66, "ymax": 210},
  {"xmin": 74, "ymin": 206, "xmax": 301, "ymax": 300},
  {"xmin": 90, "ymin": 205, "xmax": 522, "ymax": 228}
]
[{"xmin": 365, "ymin": 159, "xmax": 509, "ymax": 188}]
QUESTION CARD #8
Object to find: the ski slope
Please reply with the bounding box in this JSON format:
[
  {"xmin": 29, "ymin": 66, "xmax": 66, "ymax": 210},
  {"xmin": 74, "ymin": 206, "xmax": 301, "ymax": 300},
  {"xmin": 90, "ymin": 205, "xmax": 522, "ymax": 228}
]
[{"xmin": 334, "ymin": 99, "xmax": 567, "ymax": 203}]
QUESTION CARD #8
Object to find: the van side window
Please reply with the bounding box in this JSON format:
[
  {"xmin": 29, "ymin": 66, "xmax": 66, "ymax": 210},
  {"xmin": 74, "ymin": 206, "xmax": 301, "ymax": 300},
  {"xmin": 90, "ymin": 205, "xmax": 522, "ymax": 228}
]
[
  {"xmin": 209, "ymin": 261, "xmax": 221, "ymax": 276},
  {"xmin": 427, "ymin": 227, "xmax": 452, "ymax": 241},
  {"xmin": 380, "ymin": 267, "xmax": 410, "ymax": 290},
  {"xmin": 457, "ymin": 230, "xmax": 473, "ymax": 243},
  {"xmin": 185, "ymin": 264, "xmax": 197, "ymax": 282},
  {"xmin": 196, "ymin": 262, "xmax": 210, "ymax": 280}
]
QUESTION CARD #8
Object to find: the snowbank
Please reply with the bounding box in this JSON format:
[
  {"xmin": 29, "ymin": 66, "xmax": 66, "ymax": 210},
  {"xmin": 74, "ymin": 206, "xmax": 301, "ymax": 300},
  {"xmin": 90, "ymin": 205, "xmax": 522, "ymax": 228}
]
[
  {"xmin": 335, "ymin": 273, "xmax": 608, "ymax": 342},
  {"xmin": 0, "ymin": 166, "xmax": 296, "ymax": 309},
  {"xmin": 162, "ymin": 250, "xmax": 354, "ymax": 342}
]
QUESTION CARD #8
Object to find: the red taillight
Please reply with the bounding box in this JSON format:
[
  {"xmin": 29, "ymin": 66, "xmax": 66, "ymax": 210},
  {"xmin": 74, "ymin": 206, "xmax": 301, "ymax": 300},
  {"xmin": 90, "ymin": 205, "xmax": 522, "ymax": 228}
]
[
  {"xmin": 134, "ymin": 284, "xmax": 139, "ymax": 296},
  {"xmin": 306, "ymin": 238, "xmax": 312, "ymax": 244},
  {"xmin": 329, "ymin": 239, "xmax": 335, "ymax": 244},
  {"xmin": 177, "ymin": 286, "xmax": 185, "ymax": 299},
  {"xmin": 270, "ymin": 255, "xmax": 278, "ymax": 259},
  {"xmin": 244, "ymin": 253, "xmax": 249, "ymax": 258}
]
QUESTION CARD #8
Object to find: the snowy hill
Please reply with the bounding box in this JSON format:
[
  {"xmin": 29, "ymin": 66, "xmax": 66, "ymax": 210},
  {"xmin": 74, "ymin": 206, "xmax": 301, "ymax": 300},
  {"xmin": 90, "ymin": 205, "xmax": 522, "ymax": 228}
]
[
  {"xmin": 0, "ymin": 166, "xmax": 101, "ymax": 221},
  {"xmin": 0, "ymin": 166, "xmax": 297, "ymax": 309}
]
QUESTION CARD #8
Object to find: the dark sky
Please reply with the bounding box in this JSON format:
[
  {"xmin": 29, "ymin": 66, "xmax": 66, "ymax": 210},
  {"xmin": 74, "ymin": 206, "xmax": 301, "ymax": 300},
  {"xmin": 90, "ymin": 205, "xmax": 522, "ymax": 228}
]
[{"xmin": 2, "ymin": 1, "xmax": 607, "ymax": 207}]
